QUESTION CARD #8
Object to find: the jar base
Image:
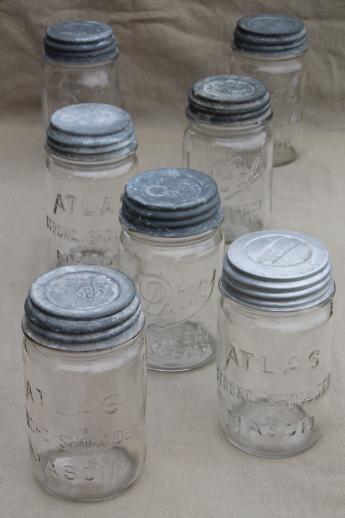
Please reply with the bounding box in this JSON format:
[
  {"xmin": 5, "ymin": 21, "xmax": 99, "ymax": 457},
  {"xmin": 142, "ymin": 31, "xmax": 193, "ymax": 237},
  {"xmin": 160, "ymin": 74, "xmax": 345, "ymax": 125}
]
[
  {"xmin": 273, "ymin": 142, "xmax": 298, "ymax": 167},
  {"xmin": 220, "ymin": 400, "xmax": 319, "ymax": 458},
  {"xmin": 146, "ymin": 320, "xmax": 216, "ymax": 372},
  {"xmin": 33, "ymin": 447, "xmax": 143, "ymax": 501},
  {"xmin": 223, "ymin": 430, "xmax": 318, "ymax": 459}
]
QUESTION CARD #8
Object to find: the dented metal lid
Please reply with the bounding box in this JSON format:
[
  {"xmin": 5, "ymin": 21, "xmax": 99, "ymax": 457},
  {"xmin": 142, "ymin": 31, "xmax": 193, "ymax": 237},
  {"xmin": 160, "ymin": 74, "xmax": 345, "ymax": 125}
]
[
  {"xmin": 22, "ymin": 265, "xmax": 144, "ymax": 351},
  {"xmin": 44, "ymin": 20, "xmax": 119, "ymax": 63},
  {"xmin": 120, "ymin": 168, "xmax": 223, "ymax": 237},
  {"xmin": 187, "ymin": 75, "xmax": 272, "ymax": 125},
  {"xmin": 46, "ymin": 103, "xmax": 137, "ymax": 160},
  {"xmin": 233, "ymin": 14, "xmax": 308, "ymax": 56},
  {"xmin": 220, "ymin": 230, "xmax": 335, "ymax": 311}
]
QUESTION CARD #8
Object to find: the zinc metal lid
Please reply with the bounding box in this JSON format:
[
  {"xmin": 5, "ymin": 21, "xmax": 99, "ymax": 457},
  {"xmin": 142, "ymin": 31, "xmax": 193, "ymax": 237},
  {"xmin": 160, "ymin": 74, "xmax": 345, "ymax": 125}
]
[
  {"xmin": 187, "ymin": 75, "xmax": 272, "ymax": 125},
  {"xmin": 220, "ymin": 230, "xmax": 335, "ymax": 311},
  {"xmin": 233, "ymin": 14, "xmax": 308, "ymax": 56},
  {"xmin": 120, "ymin": 168, "xmax": 223, "ymax": 238},
  {"xmin": 44, "ymin": 20, "xmax": 119, "ymax": 63},
  {"xmin": 46, "ymin": 103, "xmax": 137, "ymax": 161},
  {"xmin": 22, "ymin": 265, "xmax": 144, "ymax": 351}
]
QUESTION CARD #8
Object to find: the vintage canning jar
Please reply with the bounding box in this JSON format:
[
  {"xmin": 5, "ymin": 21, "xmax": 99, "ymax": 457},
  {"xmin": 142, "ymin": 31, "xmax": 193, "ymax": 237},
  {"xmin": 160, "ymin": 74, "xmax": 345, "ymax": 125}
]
[
  {"xmin": 217, "ymin": 230, "xmax": 335, "ymax": 458},
  {"xmin": 119, "ymin": 168, "xmax": 224, "ymax": 371},
  {"xmin": 183, "ymin": 75, "xmax": 273, "ymax": 244},
  {"xmin": 43, "ymin": 20, "xmax": 120, "ymax": 126},
  {"xmin": 231, "ymin": 14, "xmax": 308, "ymax": 166},
  {"xmin": 22, "ymin": 265, "xmax": 146, "ymax": 501},
  {"xmin": 45, "ymin": 103, "xmax": 137, "ymax": 268}
]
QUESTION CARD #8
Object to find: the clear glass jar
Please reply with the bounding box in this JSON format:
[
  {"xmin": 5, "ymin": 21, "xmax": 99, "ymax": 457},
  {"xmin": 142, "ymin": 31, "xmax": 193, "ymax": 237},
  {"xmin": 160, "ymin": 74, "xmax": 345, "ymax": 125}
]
[
  {"xmin": 22, "ymin": 265, "xmax": 146, "ymax": 501},
  {"xmin": 43, "ymin": 20, "xmax": 119, "ymax": 127},
  {"xmin": 119, "ymin": 168, "xmax": 224, "ymax": 371},
  {"xmin": 217, "ymin": 230, "xmax": 335, "ymax": 458},
  {"xmin": 184, "ymin": 75, "xmax": 273, "ymax": 244},
  {"xmin": 120, "ymin": 229, "xmax": 224, "ymax": 371},
  {"xmin": 231, "ymin": 14, "xmax": 308, "ymax": 166},
  {"xmin": 184, "ymin": 121, "xmax": 273, "ymax": 244},
  {"xmin": 45, "ymin": 103, "xmax": 137, "ymax": 268}
]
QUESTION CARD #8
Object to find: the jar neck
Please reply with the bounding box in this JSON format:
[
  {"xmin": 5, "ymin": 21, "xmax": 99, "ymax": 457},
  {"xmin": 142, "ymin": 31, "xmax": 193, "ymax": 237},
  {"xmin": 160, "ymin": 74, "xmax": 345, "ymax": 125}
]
[
  {"xmin": 188, "ymin": 118, "xmax": 270, "ymax": 136},
  {"xmin": 23, "ymin": 329, "xmax": 144, "ymax": 360},
  {"xmin": 47, "ymin": 150, "xmax": 136, "ymax": 171},
  {"xmin": 44, "ymin": 57, "xmax": 116, "ymax": 69},
  {"xmin": 220, "ymin": 288, "xmax": 335, "ymax": 318},
  {"xmin": 232, "ymin": 46, "xmax": 306, "ymax": 62},
  {"xmin": 122, "ymin": 226, "xmax": 221, "ymax": 247}
]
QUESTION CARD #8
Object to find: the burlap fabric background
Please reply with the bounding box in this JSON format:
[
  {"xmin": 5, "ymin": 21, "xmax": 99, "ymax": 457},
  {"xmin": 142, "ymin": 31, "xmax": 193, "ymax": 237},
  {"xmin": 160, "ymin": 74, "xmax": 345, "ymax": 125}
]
[{"xmin": 1, "ymin": 1, "xmax": 345, "ymax": 517}]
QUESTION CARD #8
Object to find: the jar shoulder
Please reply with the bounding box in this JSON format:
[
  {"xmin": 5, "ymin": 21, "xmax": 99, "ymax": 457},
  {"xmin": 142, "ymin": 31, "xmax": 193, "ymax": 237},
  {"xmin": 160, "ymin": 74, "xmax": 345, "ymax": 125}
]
[
  {"xmin": 23, "ymin": 334, "xmax": 145, "ymax": 373},
  {"xmin": 219, "ymin": 297, "xmax": 334, "ymax": 333},
  {"xmin": 46, "ymin": 154, "xmax": 138, "ymax": 180},
  {"xmin": 184, "ymin": 123, "xmax": 273, "ymax": 150},
  {"xmin": 120, "ymin": 229, "xmax": 224, "ymax": 260}
]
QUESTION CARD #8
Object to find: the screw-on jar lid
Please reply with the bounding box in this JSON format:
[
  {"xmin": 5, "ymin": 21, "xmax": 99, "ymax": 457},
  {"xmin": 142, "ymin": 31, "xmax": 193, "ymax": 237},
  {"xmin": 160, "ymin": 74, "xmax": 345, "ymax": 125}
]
[
  {"xmin": 46, "ymin": 103, "xmax": 137, "ymax": 161},
  {"xmin": 233, "ymin": 14, "xmax": 308, "ymax": 56},
  {"xmin": 22, "ymin": 266, "xmax": 144, "ymax": 351},
  {"xmin": 220, "ymin": 230, "xmax": 335, "ymax": 311},
  {"xmin": 120, "ymin": 168, "xmax": 223, "ymax": 238},
  {"xmin": 187, "ymin": 75, "xmax": 272, "ymax": 125},
  {"xmin": 44, "ymin": 20, "xmax": 119, "ymax": 63}
]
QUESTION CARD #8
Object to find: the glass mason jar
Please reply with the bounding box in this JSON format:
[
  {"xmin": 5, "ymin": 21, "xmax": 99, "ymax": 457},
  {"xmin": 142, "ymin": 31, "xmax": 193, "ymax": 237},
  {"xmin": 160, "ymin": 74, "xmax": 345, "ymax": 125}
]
[
  {"xmin": 231, "ymin": 14, "xmax": 308, "ymax": 166},
  {"xmin": 119, "ymin": 168, "xmax": 224, "ymax": 371},
  {"xmin": 43, "ymin": 20, "xmax": 120, "ymax": 127},
  {"xmin": 22, "ymin": 265, "xmax": 146, "ymax": 501},
  {"xmin": 183, "ymin": 75, "xmax": 273, "ymax": 244},
  {"xmin": 45, "ymin": 103, "xmax": 137, "ymax": 268},
  {"xmin": 217, "ymin": 230, "xmax": 335, "ymax": 458}
]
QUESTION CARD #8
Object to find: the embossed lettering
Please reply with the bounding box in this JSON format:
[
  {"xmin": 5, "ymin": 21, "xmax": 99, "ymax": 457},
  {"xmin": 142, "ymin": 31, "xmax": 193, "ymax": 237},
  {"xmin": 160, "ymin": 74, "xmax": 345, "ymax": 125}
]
[{"xmin": 53, "ymin": 193, "xmax": 66, "ymax": 214}]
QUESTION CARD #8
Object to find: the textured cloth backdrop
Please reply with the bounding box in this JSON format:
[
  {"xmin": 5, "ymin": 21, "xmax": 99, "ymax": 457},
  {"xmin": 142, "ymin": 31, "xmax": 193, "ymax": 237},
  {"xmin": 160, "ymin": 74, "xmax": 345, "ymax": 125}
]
[
  {"xmin": 1, "ymin": 1, "xmax": 345, "ymax": 517},
  {"xmin": 1, "ymin": 0, "xmax": 345, "ymax": 126}
]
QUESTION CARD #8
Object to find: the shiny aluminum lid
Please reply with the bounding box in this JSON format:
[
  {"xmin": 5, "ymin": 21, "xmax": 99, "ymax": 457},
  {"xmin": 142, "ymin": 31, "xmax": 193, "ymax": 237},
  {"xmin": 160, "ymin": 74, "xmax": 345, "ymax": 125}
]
[
  {"xmin": 22, "ymin": 266, "xmax": 144, "ymax": 351},
  {"xmin": 44, "ymin": 20, "xmax": 119, "ymax": 63},
  {"xmin": 46, "ymin": 103, "xmax": 137, "ymax": 160},
  {"xmin": 120, "ymin": 168, "xmax": 223, "ymax": 237},
  {"xmin": 187, "ymin": 75, "xmax": 272, "ymax": 125},
  {"xmin": 220, "ymin": 230, "xmax": 335, "ymax": 311},
  {"xmin": 233, "ymin": 14, "xmax": 308, "ymax": 56}
]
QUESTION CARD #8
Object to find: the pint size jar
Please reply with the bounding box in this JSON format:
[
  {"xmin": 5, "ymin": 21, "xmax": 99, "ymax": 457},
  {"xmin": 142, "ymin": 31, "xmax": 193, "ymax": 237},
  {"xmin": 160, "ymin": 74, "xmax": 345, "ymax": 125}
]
[
  {"xmin": 231, "ymin": 14, "xmax": 308, "ymax": 166},
  {"xmin": 119, "ymin": 168, "xmax": 224, "ymax": 371},
  {"xmin": 183, "ymin": 75, "xmax": 273, "ymax": 244},
  {"xmin": 22, "ymin": 265, "xmax": 146, "ymax": 501},
  {"xmin": 217, "ymin": 230, "xmax": 335, "ymax": 458},
  {"xmin": 45, "ymin": 103, "xmax": 137, "ymax": 268},
  {"xmin": 43, "ymin": 20, "xmax": 120, "ymax": 127}
]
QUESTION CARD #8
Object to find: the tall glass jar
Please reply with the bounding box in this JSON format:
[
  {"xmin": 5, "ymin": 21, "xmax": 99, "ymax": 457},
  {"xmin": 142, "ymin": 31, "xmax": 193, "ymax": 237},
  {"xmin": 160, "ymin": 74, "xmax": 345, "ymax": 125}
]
[
  {"xmin": 119, "ymin": 168, "xmax": 224, "ymax": 371},
  {"xmin": 217, "ymin": 230, "xmax": 335, "ymax": 458},
  {"xmin": 43, "ymin": 20, "xmax": 120, "ymax": 127},
  {"xmin": 45, "ymin": 103, "xmax": 137, "ymax": 268},
  {"xmin": 22, "ymin": 265, "xmax": 146, "ymax": 501},
  {"xmin": 231, "ymin": 14, "xmax": 308, "ymax": 166},
  {"xmin": 183, "ymin": 75, "xmax": 273, "ymax": 244}
]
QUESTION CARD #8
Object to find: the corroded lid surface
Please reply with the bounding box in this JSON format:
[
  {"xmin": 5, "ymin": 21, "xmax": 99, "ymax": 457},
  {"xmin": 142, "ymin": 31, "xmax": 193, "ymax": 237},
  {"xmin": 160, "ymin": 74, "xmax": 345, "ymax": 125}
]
[
  {"xmin": 46, "ymin": 103, "xmax": 136, "ymax": 160},
  {"xmin": 23, "ymin": 266, "xmax": 144, "ymax": 351},
  {"xmin": 44, "ymin": 20, "xmax": 119, "ymax": 63},
  {"xmin": 187, "ymin": 75, "xmax": 271, "ymax": 124},
  {"xmin": 120, "ymin": 168, "xmax": 223, "ymax": 237},
  {"xmin": 220, "ymin": 230, "xmax": 335, "ymax": 311},
  {"xmin": 233, "ymin": 14, "xmax": 308, "ymax": 55}
]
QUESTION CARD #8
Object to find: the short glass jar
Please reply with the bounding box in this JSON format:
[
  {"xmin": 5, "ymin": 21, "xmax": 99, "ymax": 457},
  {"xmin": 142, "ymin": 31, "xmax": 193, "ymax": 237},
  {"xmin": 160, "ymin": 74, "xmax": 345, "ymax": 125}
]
[
  {"xmin": 22, "ymin": 265, "xmax": 146, "ymax": 501},
  {"xmin": 231, "ymin": 14, "xmax": 308, "ymax": 166},
  {"xmin": 183, "ymin": 75, "xmax": 273, "ymax": 244},
  {"xmin": 43, "ymin": 20, "xmax": 120, "ymax": 127},
  {"xmin": 45, "ymin": 103, "xmax": 138, "ymax": 268},
  {"xmin": 119, "ymin": 168, "xmax": 224, "ymax": 371},
  {"xmin": 217, "ymin": 230, "xmax": 335, "ymax": 458}
]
